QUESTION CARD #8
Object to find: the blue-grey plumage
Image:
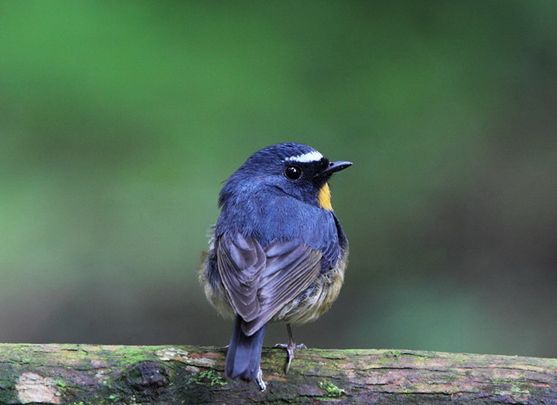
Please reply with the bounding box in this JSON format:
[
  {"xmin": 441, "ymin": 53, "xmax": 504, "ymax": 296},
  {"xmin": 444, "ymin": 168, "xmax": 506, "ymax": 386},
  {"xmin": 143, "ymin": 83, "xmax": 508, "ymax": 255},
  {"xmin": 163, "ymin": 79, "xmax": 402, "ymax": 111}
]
[{"xmin": 199, "ymin": 143, "xmax": 351, "ymax": 390}]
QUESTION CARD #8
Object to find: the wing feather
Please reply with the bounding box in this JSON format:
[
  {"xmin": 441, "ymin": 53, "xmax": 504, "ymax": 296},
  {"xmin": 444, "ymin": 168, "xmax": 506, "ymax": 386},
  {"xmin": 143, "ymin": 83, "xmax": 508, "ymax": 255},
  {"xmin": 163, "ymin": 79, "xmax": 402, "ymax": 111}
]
[
  {"xmin": 217, "ymin": 233, "xmax": 266, "ymax": 322},
  {"xmin": 217, "ymin": 233, "xmax": 322, "ymax": 336}
]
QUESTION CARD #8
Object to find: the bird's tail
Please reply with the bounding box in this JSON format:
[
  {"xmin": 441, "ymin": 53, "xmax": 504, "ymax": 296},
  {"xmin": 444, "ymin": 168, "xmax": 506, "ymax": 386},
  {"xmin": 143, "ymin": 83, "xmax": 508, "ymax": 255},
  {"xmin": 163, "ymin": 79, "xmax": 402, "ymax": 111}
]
[{"xmin": 225, "ymin": 316, "xmax": 266, "ymax": 382}]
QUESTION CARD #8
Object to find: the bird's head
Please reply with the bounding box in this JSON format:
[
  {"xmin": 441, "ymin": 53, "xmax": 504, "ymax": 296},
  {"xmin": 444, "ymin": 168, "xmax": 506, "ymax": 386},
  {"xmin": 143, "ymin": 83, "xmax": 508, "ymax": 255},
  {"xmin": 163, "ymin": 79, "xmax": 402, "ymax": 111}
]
[{"xmin": 219, "ymin": 143, "xmax": 352, "ymax": 211}]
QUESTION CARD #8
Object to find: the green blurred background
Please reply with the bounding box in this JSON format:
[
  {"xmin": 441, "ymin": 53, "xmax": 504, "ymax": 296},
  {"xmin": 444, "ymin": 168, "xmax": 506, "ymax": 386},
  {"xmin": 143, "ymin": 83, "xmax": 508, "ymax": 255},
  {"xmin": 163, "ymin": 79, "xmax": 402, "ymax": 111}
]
[{"xmin": 1, "ymin": 1, "xmax": 556, "ymax": 357}]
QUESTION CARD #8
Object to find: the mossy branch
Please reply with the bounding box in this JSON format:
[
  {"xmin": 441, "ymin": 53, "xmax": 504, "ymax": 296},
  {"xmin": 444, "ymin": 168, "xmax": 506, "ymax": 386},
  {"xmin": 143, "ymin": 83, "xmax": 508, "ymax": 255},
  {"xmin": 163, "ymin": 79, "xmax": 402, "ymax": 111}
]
[{"xmin": 0, "ymin": 344, "xmax": 555, "ymax": 404}]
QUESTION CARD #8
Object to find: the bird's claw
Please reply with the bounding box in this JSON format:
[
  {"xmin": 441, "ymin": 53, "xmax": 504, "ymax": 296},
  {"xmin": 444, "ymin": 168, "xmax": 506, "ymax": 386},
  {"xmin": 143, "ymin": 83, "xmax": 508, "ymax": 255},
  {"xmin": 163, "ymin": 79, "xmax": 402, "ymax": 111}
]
[{"xmin": 274, "ymin": 342, "xmax": 307, "ymax": 374}]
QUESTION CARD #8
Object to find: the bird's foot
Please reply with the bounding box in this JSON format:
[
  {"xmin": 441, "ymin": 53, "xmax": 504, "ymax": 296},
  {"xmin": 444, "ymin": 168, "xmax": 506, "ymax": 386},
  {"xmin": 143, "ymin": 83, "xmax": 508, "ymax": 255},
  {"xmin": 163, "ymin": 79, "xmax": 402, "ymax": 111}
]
[
  {"xmin": 255, "ymin": 367, "xmax": 266, "ymax": 391},
  {"xmin": 273, "ymin": 342, "xmax": 307, "ymax": 374}
]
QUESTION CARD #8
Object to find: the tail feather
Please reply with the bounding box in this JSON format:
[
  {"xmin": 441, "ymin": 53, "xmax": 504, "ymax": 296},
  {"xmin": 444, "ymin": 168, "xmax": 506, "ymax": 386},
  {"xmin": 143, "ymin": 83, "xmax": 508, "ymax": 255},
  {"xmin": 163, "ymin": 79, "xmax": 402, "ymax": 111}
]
[{"xmin": 225, "ymin": 316, "xmax": 266, "ymax": 382}]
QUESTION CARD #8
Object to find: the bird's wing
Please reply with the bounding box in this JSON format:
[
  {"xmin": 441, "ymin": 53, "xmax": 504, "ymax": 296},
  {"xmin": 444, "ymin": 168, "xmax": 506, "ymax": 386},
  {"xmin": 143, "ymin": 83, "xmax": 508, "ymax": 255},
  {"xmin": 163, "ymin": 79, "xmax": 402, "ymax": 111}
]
[
  {"xmin": 217, "ymin": 233, "xmax": 322, "ymax": 336},
  {"xmin": 217, "ymin": 233, "xmax": 267, "ymax": 323}
]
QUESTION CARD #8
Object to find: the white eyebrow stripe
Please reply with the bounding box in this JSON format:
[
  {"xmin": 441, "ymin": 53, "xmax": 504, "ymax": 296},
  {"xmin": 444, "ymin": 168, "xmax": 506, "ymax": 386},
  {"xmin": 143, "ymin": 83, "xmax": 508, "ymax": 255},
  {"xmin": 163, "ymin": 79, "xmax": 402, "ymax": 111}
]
[{"xmin": 284, "ymin": 151, "xmax": 324, "ymax": 163}]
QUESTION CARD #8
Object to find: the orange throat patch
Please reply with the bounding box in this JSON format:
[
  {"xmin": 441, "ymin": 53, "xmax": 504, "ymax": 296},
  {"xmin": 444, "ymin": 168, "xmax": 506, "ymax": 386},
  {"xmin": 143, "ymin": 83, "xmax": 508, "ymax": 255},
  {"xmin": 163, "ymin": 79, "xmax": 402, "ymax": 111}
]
[{"xmin": 318, "ymin": 183, "xmax": 333, "ymax": 211}]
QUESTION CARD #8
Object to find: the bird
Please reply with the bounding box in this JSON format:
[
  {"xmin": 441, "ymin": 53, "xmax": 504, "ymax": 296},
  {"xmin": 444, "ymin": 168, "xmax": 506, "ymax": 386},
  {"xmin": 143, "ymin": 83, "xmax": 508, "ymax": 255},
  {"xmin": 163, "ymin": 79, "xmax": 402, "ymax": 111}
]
[{"xmin": 200, "ymin": 142, "xmax": 351, "ymax": 390}]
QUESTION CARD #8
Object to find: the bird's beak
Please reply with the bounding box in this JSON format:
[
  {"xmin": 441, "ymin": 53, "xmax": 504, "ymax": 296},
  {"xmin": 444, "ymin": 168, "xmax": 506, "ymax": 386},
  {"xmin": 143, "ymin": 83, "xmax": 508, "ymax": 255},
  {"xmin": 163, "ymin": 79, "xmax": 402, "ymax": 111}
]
[{"xmin": 319, "ymin": 160, "xmax": 353, "ymax": 176}]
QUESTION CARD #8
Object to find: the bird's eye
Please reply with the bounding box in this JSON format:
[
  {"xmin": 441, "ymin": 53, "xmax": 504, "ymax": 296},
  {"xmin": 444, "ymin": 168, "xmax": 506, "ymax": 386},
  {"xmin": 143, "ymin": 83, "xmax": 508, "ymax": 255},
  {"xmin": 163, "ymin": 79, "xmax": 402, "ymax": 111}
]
[{"xmin": 284, "ymin": 165, "xmax": 302, "ymax": 180}]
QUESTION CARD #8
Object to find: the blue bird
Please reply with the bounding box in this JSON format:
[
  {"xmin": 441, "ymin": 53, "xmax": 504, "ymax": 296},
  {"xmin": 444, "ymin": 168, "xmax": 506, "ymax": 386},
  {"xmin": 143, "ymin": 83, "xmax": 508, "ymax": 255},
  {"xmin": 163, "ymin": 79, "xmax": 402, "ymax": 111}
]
[{"xmin": 200, "ymin": 143, "xmax": 351, "ymax": 390}]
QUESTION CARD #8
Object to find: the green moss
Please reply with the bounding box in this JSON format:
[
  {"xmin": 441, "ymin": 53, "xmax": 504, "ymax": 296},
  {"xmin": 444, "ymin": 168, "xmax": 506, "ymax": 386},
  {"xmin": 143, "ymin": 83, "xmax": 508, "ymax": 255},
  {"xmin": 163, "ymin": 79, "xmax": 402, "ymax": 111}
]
[
  {"xmin": 108, "ymin": 393, "xmax": 120, "ymax": 402},
  {"xmin": 511, "ymin": 384, "xmax": 530, "ymax": 395},
  {"xmin": 55, "ymin": 379, "xmax": 68, "ymax": 390},
  {"xmin": 319, "ymin": 381, "xmax": 345, "ymax": 397},
  {"xmin": 339, "ymin": 349, "xmax": 367, "ymax": 356},
  {"xmin": 192, "ymin": 370, "xmax": 227, "ymax": 387},
  {"xmin": 112, "ymin": 347, "xmax": 152, "ymax": 364},
  {"xmin": 0, "ymin": 391, "xmax": 17, "ymax": 405}
]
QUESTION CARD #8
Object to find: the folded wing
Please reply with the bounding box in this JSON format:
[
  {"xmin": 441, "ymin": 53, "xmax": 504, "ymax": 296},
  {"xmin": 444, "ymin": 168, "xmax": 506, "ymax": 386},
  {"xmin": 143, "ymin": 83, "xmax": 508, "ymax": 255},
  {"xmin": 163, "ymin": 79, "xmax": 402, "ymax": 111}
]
[{"xmin": 217, "ymin": 233, "xmax": 322, "ymax": 336}]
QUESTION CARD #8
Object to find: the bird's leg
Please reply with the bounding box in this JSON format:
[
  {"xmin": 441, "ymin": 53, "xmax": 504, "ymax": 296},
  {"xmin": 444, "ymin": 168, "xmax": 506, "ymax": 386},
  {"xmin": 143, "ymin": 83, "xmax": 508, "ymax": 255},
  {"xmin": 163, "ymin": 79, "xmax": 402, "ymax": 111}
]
[
  {"xmin": 273, "ymin": 324, "xmax": 306, "ymax": 374},
  {"xmin": 255, "ymin": 367, "xmax": 266, "ymax": 391}
]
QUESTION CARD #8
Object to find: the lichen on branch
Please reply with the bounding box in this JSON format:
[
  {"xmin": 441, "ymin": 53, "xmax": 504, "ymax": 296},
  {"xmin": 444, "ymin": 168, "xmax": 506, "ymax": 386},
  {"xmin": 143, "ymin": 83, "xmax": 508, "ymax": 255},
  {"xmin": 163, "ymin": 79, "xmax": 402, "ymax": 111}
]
[{"xmin": 0, "ymin": 344, "xmax": 555, "ymax": 404}]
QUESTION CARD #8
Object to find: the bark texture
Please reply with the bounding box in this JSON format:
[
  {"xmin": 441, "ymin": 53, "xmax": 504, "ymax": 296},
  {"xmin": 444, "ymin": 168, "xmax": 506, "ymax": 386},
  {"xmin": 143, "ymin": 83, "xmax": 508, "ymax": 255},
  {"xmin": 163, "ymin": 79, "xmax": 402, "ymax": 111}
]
[{"xmin": 0, "ymin": 344, "xmax": 555, "ymax": 404}]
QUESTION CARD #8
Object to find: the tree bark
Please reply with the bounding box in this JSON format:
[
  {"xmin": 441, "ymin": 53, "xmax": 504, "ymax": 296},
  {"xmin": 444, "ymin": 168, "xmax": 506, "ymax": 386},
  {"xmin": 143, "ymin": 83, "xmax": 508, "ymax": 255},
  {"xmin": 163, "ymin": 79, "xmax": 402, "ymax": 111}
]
[{"xmin": 0, "ymin": 344, "xmax": 555, "ymax": 404}]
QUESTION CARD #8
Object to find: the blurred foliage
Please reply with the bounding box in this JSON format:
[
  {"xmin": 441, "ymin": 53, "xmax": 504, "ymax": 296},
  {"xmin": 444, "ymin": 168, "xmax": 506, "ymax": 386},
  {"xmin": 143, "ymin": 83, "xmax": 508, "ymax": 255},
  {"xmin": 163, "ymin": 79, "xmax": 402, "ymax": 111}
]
[{"xmin": 0, "ymin": 1, "xmax": 556, "ymax": 356}]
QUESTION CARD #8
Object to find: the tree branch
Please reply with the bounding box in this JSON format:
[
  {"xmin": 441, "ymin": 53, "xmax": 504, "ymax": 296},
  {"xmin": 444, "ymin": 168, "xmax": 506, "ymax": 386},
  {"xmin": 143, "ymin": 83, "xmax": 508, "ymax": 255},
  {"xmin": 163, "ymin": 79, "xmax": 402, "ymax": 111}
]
[{"xmin": 0, "ymin": 344, "xmax": 555, "ymax": 404}]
